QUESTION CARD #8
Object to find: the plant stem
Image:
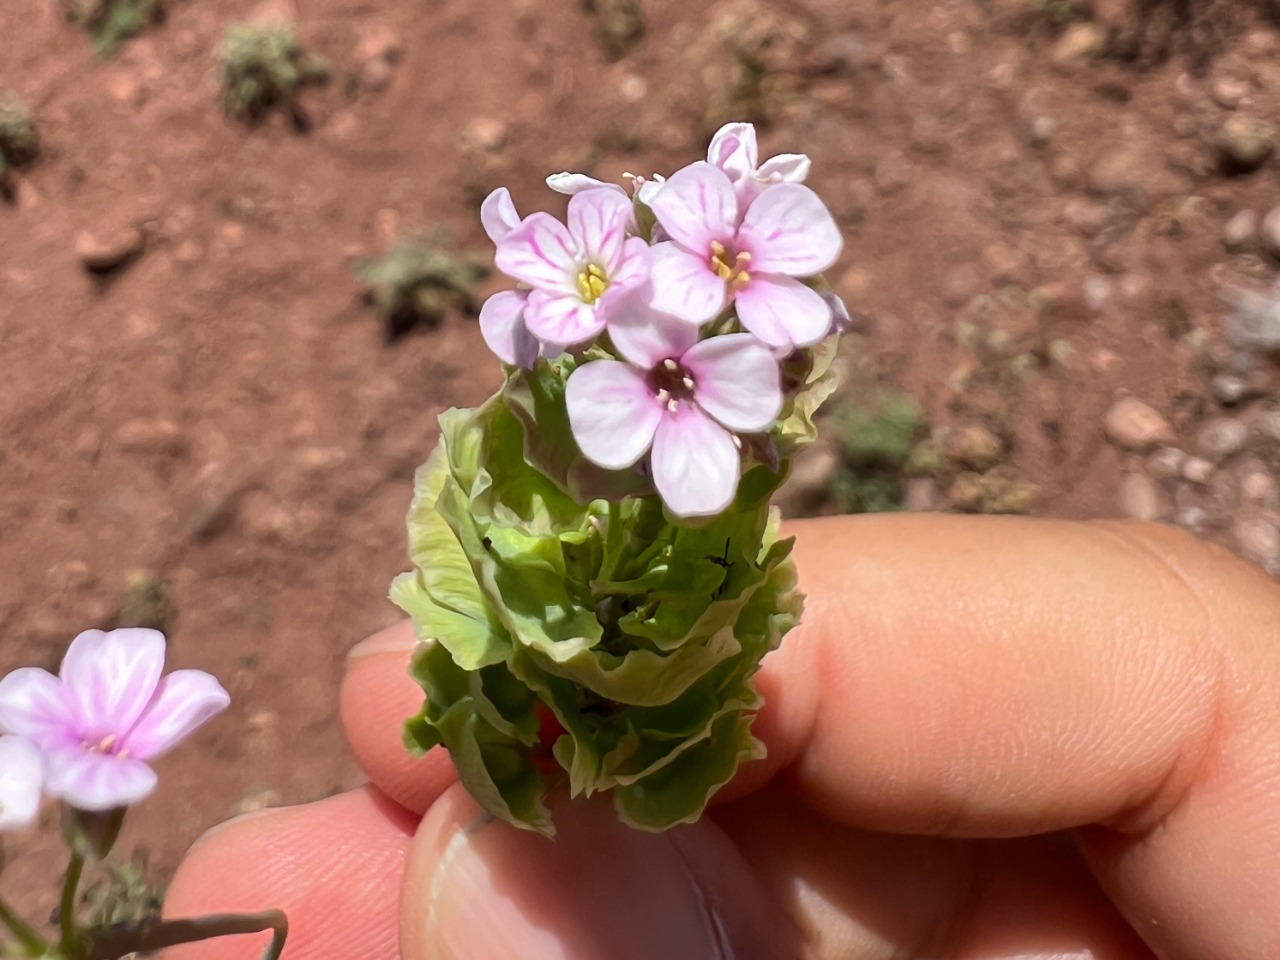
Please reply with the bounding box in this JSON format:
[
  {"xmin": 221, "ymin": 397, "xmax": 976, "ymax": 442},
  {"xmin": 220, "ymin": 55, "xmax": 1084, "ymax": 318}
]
[
  {"xmin": 0, "ymin": 896, "xmax": 47, "ymax": 957},
  {"xmin": 89, "ymin": 910, "xmax": 288, "ymax": 960},
  {"xmin": 58, "ymin": 849, "xmax": 85, "ymax": 956}
]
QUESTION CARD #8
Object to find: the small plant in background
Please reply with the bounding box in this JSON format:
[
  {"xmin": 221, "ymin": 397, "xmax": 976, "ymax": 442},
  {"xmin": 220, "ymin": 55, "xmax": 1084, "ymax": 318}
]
[
  {"xmin": 0, "ymin": 92, "xmax": 38, "ymax": 186},
  {"xmin": 581, "ymin": 0, "xmax": 644, "ymax": 60},
  {"xmin": 354, "ymin": 233, "xmax": 488, "ymax": 341},
  {"xmin": 217, "ymin": 22, "xmax": 329, "ymax": 127},
  {"xmin": 64, "ymin": 0, "xmax": 164, "ymax": 58},
  {"xmin": 828, "ymin": 391, "xmax": 927, "ymax": 513}
]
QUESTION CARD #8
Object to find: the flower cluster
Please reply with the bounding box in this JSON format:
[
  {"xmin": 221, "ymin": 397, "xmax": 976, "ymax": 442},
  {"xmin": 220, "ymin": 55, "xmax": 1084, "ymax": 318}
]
[
  {"xmin": 394, "ymin": 123, "xmax": 846, "ymax": 836},
  {"xmin": 0, "ymin": 627, "xmax": 229, "ymax": 827},
  {"xmin": 479, "ymin": 121, "xmax": 844, "ymax": 518}
]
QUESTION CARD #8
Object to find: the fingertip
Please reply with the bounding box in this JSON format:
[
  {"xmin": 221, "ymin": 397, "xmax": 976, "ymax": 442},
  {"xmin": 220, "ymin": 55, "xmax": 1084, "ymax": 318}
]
[
  {"xmin": 163, "ymin": 787, "xmax": 416, "ymax": 960},
  {"xmin": 341, "ymin": 625, "xmax": 458, "ymax": 814}
]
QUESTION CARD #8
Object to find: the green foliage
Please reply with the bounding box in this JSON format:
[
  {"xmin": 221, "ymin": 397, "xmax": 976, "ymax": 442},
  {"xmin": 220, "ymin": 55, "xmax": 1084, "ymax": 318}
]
[
  {"xmin": 828, "ymin": 391, "xmax": 925, "ymax": 515},
  {"xmin": 65, "ymin": 0, "xmax": 163, "ymax": 57},
  {"xmin": 79, "ymin": 851, "xmax": 163, "ymax": 931},
  {"xmin": 392, "ymin": 377, "xmax": 804, "ymax": 835},
  {"xmin": 0, "ymin": 92, "xmax": 37, "ymax": 179},
  {"xmin": 581, "ymin": 0, "xmax": 644, "ymax": 60},
  {"xmin": 217, "ymin": 23, "xmax": 329, "ymax": 125},
  {"xmin": 1027, "ymin": 0, "xmax": 1082, "ymax": 25},
  {"xmin": 354, "ymin": 234, "xmax": 488, "ymax": 340}
]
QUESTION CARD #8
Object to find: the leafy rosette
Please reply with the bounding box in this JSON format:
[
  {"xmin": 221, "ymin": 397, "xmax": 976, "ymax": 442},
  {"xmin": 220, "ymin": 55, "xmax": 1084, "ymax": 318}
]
[{"xmin": 391, "ymin": 383, "xmax": 803, "ymax": 835}]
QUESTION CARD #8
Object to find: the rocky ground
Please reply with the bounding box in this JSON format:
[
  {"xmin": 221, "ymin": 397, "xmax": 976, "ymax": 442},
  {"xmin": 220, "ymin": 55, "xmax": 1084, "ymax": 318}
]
[{"xmin": 6, "ymin": 0, "xmax": 1280, "ymax": 921}]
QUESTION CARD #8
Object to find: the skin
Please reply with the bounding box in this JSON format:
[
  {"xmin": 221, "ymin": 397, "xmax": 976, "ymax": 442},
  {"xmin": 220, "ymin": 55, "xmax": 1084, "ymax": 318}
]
[{"xmin": 163, "ymin": 515, "xmax": 1280, "ymax": 959}]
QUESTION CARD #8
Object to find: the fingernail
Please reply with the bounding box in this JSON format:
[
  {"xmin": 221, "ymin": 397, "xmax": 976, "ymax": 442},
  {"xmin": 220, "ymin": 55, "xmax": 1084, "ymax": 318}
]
[
  {"xmin": 422, "ymin": 799, "xmax": 731, "ymax": 960},
  {"xmin": 347, "ymin": 625, "xmax": 423, "ymax": 661}
]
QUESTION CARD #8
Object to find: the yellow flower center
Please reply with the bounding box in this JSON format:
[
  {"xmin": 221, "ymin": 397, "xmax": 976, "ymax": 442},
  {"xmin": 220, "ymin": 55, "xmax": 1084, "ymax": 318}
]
[
  {"xmin": 576, "ymin": 263, "xmax": 610, "ymax": 304},
  {"xmin": 710, "ymin": 241, "xmax": 752, "ymax": 286}
]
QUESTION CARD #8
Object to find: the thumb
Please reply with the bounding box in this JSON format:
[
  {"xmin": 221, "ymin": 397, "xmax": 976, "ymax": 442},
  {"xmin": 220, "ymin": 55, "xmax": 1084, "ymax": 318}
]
[{"xmin": 400, "ymin": 783, "xmax": 795, "ymax": 960}]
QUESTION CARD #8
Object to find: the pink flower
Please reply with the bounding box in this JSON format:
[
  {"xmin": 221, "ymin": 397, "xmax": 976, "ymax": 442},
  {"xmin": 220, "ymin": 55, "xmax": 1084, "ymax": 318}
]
[
  {"xmin": 0, "ymin": 628, "xmax": 229, "ymax": 812},
  {"xmin": 707, "ymin": 122, "xmax": 811, "ymax": 207},
  {"xmin": 478, "ymin": 188, "xmax": 541, "ymax": 368},
  {"xmin": 495, "ymin": 188, "xmax": 650, "ymax": 347},
  {"xmin": 647, "ymin": 161, "xmax": 842, "ymax": 350},
  {"xmin": 565, "ymin": 298, "xmax": 782, "ymax": 517},
  {"xmin": 0, "ymin": 735, "xmax": 42, "ymax": 830}
]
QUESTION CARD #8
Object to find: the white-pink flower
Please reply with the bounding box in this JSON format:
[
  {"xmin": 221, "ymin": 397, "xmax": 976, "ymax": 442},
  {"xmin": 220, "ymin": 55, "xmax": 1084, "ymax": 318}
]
[
  {"xmin": 0, "ymin": 735, "xmax": 42, "ymax": 830},
  {"xmin": 479, "ymin": 188, "xmax": 541, "ymax": 368},
  {"xmin": 0, "ymin": 628, "xmax": 229, "ymax": 812},
  {"xmin": 707, "ymin": 121, "xmax": 811, "ymax": 207},
  {"xmin": 495, "ymin": 187, "xmax": 650, "ymax": 347},
  {"xmin": 565, "ymin": 298, "xmax": 782, "ymax": 517},
  {"xmin": 647, "ymin": 161, "xmax": 842, "ymax": 350}
]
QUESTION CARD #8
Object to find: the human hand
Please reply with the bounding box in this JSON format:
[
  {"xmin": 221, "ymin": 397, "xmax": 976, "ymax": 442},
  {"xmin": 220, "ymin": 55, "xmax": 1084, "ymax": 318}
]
[{"xmin": 162, "ymin": 514, "xmax": 1280, "ymax": 960}]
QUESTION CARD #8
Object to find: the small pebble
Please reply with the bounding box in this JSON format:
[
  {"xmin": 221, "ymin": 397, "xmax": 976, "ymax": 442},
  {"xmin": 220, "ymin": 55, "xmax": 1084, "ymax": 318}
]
[
  {"xmin": 1211, "ymin": 373, "xmax": 1248, "ymax": 406},
  {"xmin": 116, "ymin": 418, "xmax": 183, "ymax": 456},
  {"xmin": 1118, "ymin": 473, "xmax": 1164, "ymax": 522},
  {"xmin": 1235, "ymin": 516, "xmax": 1280, "ymax": 563},
  {"xmin": 1146, "ymin": 447, "xmax": 1186, "ymax": 479},
  {"xmin": 1175, "ymin": 505, "xmax": 1208, "ymax": 531},
  {"xmin": 1195, "ymin": 417, "xmax": 1249, "ymax": 462},
  {"xmin": 1181, "ymin": 456, "xmax": 1214, "ymax": 484},
  {"xmin": 1216, "ymin": 116, "xmax": 1276, "ymax": 173},
  {"xmin": 1103, "ymin": 398, "xmax": 1175, "ymax": 451},
  {"xmin": 75, "ymin": 224, "xmax": 144, "ymax": 272},
  {"xmin": 1222, "ymin": 209, "xmax": 1258, "ymax": 251}
]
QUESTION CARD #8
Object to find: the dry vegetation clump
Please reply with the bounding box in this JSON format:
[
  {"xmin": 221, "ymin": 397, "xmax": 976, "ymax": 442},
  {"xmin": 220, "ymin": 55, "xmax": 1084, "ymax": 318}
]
[
  {"xmin": 64, "ymin": 0, "xmax": 164, "ymax": 57},
  {"xmin": 0, "ymin": 91, "xmax": 38, "ymax": 185},
  {"xmin": 217, "ymin": 22, "xmax": 329, "ymax": 126},
  {"xmin": 354, "ymin": 234, "xmax": 488, "ymax": 341}
]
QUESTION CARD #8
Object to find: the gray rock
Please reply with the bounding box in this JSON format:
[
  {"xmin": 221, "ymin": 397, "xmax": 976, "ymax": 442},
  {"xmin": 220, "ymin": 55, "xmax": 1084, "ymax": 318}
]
[
  {"xmin": 1181, "ymin": 456, "xmax": 1215, "ymax": 484},
  {"xmin": 1216, "ymin": 117, "xmax": 1276, "ymax": 173},
  {"xmin": 1223, "ymin": 209, "xmax": 1258, "ymax": 251},
  {"xmin": 1223, "ymin": 281, "xmax": 1280, "ymax": 350},
  {"xmin": 1255, "ymin": 410, "xmax": 1280, "ymax": 443},
  {"xmin": 1195, "ymin": 417, "xmax": 1249, "ymax": 462},
  {"xmin": 1211, "ymin": 76, "xmax": 1250, "ymax": 109},
  {"xmin": 1147, "ymin": 446, "xmax": 1186, "ymax": 479},
  {"xmin": 1103, "ymin": 398, "xmax": 1175, "ymax": 451},
  {"xmin": 1118, "ymin": 473, "xmax": 1165, "ymax": 522},
  {"xmin": 1239, "ymin": 466, "xmax": 1278, "ymax": 504},
  {"xmin": 1083, "ymin": 274, "xmax": 1114, "ymax": 310},
  {"xmin": 1211, "ymin": 373, "xmax": 1248, "ymax": 406},
  {"xmin": 942, "ymin": 264, "xmax": 982, "ymax": 307},
  {"xmin": 1235, "ymin": 516, "xmax": 1280, "ymax": 563},
  {"xmin": 1175, "ymin": 505, "xmax": 1208, "ymax": 532},
  {"xmin": 903, "ymin": 477, "xmax": 939, "ymax": 512}
]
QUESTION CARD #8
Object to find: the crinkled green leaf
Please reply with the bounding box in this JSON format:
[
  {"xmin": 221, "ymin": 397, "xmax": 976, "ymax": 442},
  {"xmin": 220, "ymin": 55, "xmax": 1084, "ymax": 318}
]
[{"xmin": 775, "ymin": 333, "xmax": 840, "ymax": 457}]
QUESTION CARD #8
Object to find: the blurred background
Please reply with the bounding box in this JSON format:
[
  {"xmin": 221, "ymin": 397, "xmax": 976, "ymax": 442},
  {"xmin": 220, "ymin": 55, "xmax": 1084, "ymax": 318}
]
[{"xmin": 5, "ymin": 0, "xmax": 1280, "ymax": 915}]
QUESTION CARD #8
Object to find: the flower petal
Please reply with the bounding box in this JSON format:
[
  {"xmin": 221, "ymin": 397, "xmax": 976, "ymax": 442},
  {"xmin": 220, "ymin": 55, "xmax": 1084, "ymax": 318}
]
[
  {"xmin": 523, "ymin": 289, "xmax": 605, "ymax": 346},
  {"xmin": 734, "ymin": 274, "xmax": 834, "ymax": 349},
  {"xmin": 684, "ymin": 333, "xmax": 783, "ymax": 432},
  {"xmin": 566, "ymin": 361, "xmax": 662, "ymax": 470},
  {"xmin": 651, "ymin": 406, "xmax": 740, "ymax": 518},
  {"xmin": 480, "ymin": 187, "xmax": 521, "ymax": 245},
  {"xmin": 707, "ymin": 122, "xmax": 759, "ymax": 180},
  {"xmin": 0, "ymin": 668, "xmax": 75, "ymax": 748},
  {"xmin": 648, "ymin": 161, "xmax": 738, "ymax": 253},
  {"xmin": 756, "ymin": 153, "xmax": 811, "ymax": 184},
  {"xmin": 737, "ymin": 183, "xmax": 842, "ymax": 276},
  {"xmin": 567, "ymin": 188, "xmax": 634, "ymax": 274},
  {"xmin": 44, "ymin": 746, "xmax": 157, "ymax": 812},
  {"xmin": 822, "ymin": 290, "xmax": 852, "ymax": 333},
  {"xmin": 0, "ymin": 735, "xmax": 43, "ymax": 830},
  {"xmin": 607, "ymin": 292, "xmax": 699, "ymax": 369},
  {"xmin": 479, "ymin": 290, "xmax": 539, "ymax": 368},
  {"xmin": 648, "ymin": 242, "xmax": 726, "ymax": 326},
  {"xmin": 495, "ymin": 213, "xmax": 579, "ymax": 294},
  {"xmin": 546, "ymin": 173, "xmax": 626, "ymax": 196},
  {"xmin": 60, "ymin": 628, "xmax": 165, "ymax": 741},
  {"xmin": 122, "ymin": 670, "xmax": 230, "ymax": 761}
]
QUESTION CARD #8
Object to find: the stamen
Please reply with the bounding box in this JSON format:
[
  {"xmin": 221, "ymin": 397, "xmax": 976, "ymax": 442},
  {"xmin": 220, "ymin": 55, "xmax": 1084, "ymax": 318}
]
[
  {"xmin": 662, "ymin": 358, "xmax": 679, "ymax": 373},
  {"xmin": 575, "ymin": 263, "xmax": 610, "ymax": 304}
]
